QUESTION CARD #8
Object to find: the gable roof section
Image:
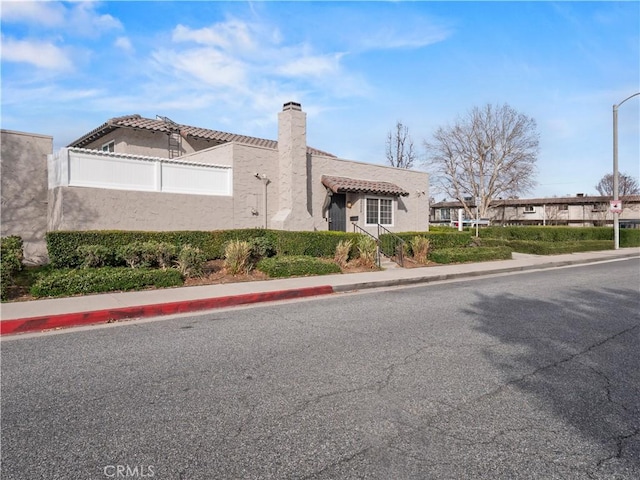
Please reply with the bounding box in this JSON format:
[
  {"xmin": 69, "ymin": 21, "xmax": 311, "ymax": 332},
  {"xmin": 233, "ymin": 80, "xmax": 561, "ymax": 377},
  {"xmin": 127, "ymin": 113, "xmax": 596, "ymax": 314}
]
[
  {"xmin": 322, "ymin": 175, "xmax": 409, "ymax": 197},
  {"xmin": 68, "ymin": 114, "xmax": 336, "ymax": 157}
]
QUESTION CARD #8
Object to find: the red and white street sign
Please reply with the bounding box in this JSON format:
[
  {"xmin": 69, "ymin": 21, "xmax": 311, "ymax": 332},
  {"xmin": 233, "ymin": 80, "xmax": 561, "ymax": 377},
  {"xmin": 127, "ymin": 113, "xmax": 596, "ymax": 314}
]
[{"xmin": 610, "ymin": 200, "xmax": 623, "ymax": 213}]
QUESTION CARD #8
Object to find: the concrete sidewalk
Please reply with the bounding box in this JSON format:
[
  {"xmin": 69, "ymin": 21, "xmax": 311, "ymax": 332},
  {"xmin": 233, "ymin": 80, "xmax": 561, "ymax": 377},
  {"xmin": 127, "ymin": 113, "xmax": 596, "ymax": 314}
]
[{"xmin": 2, "ymin": 248, "xmax": 638, "ymax": 336}]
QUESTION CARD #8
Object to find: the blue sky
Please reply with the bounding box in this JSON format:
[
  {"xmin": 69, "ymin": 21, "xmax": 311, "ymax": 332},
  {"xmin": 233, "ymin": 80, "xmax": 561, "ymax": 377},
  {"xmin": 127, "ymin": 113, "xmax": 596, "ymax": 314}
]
[{"xmin": 1, "ymin": 1, "xmax": 638, "ymax": 199}]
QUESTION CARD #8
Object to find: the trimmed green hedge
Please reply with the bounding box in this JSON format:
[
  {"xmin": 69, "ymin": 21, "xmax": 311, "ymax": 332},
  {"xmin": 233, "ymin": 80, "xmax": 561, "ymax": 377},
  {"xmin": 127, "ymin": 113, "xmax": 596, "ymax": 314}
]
[
  {"xmin": 46, "ymin": 229, "xmax": 362, "ymax": 268},
  {"xmin": 381, "ymin": 231, "xmax": 473, "ymax": 254},
  {"xmin": 273, "ymin": 231, "xmax": 363, "ymax": 257},
  {"xmin": 621, "ymin": 229, "xmax": 640, "ymax": 247},
  {"xmin": 429, "ymin": 247, "xmax": 512, "ymax": 264},
  {"xmin": 257, "ymin": 255, "xmax": 341, "ymax": 278},
  {"xmin": 46, "ymin": 230, "xmax": 218, "ymax": 268},
  {"xmin": 480, "ymin": 239, "xmax": 614, "ymax": 255},
  {"xmin": 480, "ymin": 226, "xmax": 613, "ymax": 241},
  {"xmin": 1, "ymin": 236, "xmax": 24, "ymax": 301},
  {"xmin": 30, "ymin": 267, "xmax": 184, "ymax": 298}
]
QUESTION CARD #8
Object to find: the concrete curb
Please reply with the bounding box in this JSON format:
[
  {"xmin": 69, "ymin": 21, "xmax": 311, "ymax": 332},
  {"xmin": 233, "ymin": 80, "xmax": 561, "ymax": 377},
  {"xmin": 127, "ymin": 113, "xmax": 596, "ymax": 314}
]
[{"xmin": 0, "ymin": 286, "xmax": 334, "ymax": 336}]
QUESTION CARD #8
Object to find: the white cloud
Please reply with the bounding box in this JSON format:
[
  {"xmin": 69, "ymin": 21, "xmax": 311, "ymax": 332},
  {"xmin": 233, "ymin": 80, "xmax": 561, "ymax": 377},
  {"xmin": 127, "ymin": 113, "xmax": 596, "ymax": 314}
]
[
  {"xmin": 172, "ymin": 20, "xmax": 255, "ymax": 51},
  {"xmin": 277, "ymin": 53, "xmax": 343, "ymax": 78},
  {"xmin": 154, "ymin": 17, "xmax": 369, "ymax": 102},
  {"xmin": 151, "ymin": 47, "xmax": 247, "ymax": 89},
  {"xmin": 1, "ymin": 37, "xmax": 73, "ymax": 70},
  {"xmin": 358, "ymin": 24, "xmax": 452, "ymax": 50},
  {"xmin": 65, "ymin": 2, "xmax": 123, "ymax": 37},
  {"xmin": 0, "ymin": 1, "xmax": 122, "ymax": 37},
  {"xmin": 114, "ymin": 37, "xmax": 133, "ymax": 53},
  {"xmin": 0, "ymin": 1, "xmax": 66, "ymax": 27}
]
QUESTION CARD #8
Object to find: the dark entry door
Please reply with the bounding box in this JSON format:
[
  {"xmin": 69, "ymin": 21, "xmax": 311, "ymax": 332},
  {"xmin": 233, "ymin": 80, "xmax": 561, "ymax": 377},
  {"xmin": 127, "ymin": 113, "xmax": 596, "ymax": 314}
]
[{"xmin": 328, "ymin": 193, "xmax": 346, "ymax": 231}]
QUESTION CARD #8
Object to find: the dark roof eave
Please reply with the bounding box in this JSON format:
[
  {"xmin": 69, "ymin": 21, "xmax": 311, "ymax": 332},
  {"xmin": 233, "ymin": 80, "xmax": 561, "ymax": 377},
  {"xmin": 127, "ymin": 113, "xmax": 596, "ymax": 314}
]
[{"xmin": 322, "ymin": 175, "xmax": 409, "ymax": 197}]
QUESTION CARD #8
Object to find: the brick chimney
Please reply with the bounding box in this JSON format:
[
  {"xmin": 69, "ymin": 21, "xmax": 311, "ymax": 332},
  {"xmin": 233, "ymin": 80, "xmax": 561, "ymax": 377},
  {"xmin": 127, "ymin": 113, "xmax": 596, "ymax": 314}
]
[{"xmin": 271, "ymin": 102, "xmax": 313, "ymax": 230}]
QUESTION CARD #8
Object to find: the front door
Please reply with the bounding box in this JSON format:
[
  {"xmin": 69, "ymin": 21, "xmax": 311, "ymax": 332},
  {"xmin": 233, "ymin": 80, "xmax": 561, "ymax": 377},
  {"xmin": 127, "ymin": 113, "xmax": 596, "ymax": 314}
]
[{"xmin": 328, "ymin": 193, "xmax": 346, "ymax": 231}]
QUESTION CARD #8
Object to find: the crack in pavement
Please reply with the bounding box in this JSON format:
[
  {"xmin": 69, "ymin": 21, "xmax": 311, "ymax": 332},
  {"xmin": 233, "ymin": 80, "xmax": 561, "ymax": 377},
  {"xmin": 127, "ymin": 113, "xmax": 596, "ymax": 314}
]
[{"xmin": 297, "ymin": 446, "xmax": 372, "ymax": 480}]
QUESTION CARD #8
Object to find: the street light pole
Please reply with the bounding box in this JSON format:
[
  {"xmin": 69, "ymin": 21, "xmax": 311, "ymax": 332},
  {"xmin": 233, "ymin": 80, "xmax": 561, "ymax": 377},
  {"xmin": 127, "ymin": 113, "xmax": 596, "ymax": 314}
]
[{"xmin": 613, "ymin": 92, "xmax": 640, "ymax": 250}]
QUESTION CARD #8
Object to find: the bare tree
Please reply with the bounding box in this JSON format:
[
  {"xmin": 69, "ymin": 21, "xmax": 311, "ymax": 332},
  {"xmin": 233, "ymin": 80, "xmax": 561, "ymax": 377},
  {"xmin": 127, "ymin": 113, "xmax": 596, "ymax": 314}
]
[
  {"xmin": 424, "ymin": 103, "xmax": 539, "ymax": 219},
  {"xmin": 386, "ymin": 121, "xmax": 416, "ymax": 169},
  {"xmin": 595, "ymin": 172, "xmax": 640, "ymax": 196}
]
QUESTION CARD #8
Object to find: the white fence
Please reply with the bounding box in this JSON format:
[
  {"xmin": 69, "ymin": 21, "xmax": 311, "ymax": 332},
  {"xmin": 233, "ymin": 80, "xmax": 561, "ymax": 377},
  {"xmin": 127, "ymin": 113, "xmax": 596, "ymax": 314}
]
[{"xmin": 49, "ymin": 148, "xmax": 232, "ymax": 196}]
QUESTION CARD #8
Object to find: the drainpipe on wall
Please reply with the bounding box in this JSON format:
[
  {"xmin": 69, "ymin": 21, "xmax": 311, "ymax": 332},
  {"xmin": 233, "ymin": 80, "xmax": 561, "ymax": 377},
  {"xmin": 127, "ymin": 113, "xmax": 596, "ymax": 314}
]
[
  {"xmin": 255, "ymin": 173, "xmax": 269, "ymax": 229},
  {"xmin": 262, "ymin": 175, "xmax": 269, "ymax": 229}
]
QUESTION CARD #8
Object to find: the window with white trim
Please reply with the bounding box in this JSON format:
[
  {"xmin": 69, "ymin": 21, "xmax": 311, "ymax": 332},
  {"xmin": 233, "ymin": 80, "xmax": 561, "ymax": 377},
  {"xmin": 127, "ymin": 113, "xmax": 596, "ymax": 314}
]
[
  {"xmin": 440, "ymin": 208, "xmax": 451, "ymax": 220},
  {"xmin": 366, "ymin": 197, "xmax": 393, "ymax": 225},
  {"xmin": 523, "ymin": 205, "xmax": 535, "ymax": 213},
  {"xmin": 101, "ymin": 141, "xmax": 115, "ymax": 152}
]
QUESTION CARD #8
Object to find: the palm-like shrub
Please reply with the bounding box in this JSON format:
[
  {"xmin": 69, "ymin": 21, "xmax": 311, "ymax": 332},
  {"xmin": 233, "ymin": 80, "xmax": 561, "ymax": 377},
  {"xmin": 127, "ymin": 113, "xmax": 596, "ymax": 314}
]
[
  {"xmin": 356, "ymin": 236, "xmax": 377, "ymax": 268},
  {"xmin": 410, "ymin": 236, "xmax": 431, "ymax": 264},
  {"xmin": 224, "ymin": 240, "xmax": 253, "ymax": 275},
  {"xmin": 334, "ymin": 239, "xmax": 353, "ymax": 268}
]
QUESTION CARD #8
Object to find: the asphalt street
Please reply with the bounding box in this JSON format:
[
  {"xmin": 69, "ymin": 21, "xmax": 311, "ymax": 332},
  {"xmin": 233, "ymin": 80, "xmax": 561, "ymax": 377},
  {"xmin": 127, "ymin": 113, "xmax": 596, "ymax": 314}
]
[{"xmin": 2, "ymin": 259, "xmax": 639, "ymax": 479}]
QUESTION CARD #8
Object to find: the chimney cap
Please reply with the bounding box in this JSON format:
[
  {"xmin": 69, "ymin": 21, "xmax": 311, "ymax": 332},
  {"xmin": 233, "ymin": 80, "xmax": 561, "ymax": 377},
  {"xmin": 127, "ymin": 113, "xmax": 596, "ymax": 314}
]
[{"xmin": 282, "ymin": 101, "xmax": 302, "ymax": 111}]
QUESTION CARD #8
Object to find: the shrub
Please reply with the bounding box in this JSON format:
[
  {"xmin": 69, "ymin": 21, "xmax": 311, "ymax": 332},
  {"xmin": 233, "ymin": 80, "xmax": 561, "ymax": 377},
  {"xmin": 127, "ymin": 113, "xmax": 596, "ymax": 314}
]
[
  {"xmin": 46, "ymin": 229, "xmax": 358, "ymax": 268},
  {"xmin": 46, "ymin": 230, "xmax": 221, "ymax": 268},
  {"xmin": 480, "ymin": 238, "xmax": 614, "ymax": 254},
  {"xmin": 249, "ymin": 236, "xmax": 276, "ymax": 261},
  {"xmin": 175, "ymin": 245, "xmax": 207, "ymax": 278},
  {"xmin": 356, "ymin": 236, "xmax": 378, "ymax": 268},
  {"xmin": 480, "ymin": 226, "xmax": 613, "ymax": 242},
  {"xmin": 621, "ymin": 229, "xmax": 640, "ymax": 247},
  {"xmin": 77, "ymin": 244, "xmax": 113, "ymax": 268},
  {"xmin": 152, "ymin": 242, "xmax": 178, "ymax": 270},
  {"xmin": 382, "ymin": 232, "xmax": 472, "ymax": 250},
  {"xmin": 257, "ymin": 256, "xmax": 341, "ymax": 278},
  {"xmin": 410, "ymin": 236, "xmax": 431, "ymax": 264},
  {"xmin": 224, "ymin": 240, "xmax": 253, "ymax": 275},
  {"xmin": 30, "ymin": 267, "xmax": 183, "ymax": 298},
  {"xmin": 274, "ymin": 231, "xmax": 363, "ymax": 257},
  {"xmin": 116, "ymin": 242, "xmax": 150, "ymax": 268},
  {"xmin": 1, "ymin": 236, "xmax": 24, "ymax": 301},
  {"xmin": 334, "ymin": 239, "xmax": 353, "ymax": 268},
  {"xmin": 429, "ymin": 247, "xmax": 512, "ymax": 264}
]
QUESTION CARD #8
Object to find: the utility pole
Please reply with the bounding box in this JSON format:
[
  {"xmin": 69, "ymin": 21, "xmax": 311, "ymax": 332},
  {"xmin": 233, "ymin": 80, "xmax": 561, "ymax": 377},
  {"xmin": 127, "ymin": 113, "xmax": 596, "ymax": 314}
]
[{"xmin": 613, "ymin": 92, "xmax": 640, "ymax": 249}]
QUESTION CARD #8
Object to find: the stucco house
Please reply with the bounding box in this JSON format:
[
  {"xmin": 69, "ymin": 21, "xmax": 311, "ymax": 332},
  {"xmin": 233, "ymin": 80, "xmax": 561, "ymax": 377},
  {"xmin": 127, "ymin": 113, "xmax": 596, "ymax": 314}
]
[
  {"xmin": 431, "ymin": 194, "xmax": 640, "ymax": 228},
  {"xmin": 2, "ymin": 102, "xmax": 429, "ymax": 263}
]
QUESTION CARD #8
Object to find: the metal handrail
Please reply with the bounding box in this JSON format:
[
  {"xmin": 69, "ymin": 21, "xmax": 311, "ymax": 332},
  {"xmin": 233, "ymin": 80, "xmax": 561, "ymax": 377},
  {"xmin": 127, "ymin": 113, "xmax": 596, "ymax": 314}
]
[
  {"xmin": 352, "ymin": 223, "xmax": 381, "ymax": 267},
  {"xmin": 377, "ymin": 224, "xmax": 405, "ymax": 267}
]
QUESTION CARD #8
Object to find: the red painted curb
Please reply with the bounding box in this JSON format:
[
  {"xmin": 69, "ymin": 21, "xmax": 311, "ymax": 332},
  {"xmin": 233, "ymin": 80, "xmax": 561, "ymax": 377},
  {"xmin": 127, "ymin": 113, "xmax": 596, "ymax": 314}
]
[{"xmin": 0, "ymin": 285, "xmax": 334, "ymax": 336}]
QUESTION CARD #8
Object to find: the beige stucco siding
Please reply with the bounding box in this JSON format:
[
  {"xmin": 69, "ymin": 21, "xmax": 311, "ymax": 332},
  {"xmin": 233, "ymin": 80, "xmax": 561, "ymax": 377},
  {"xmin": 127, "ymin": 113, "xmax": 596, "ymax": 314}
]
[
  {"xmin": 180, "ymin": 142, "xmax": 235, "ymax": 166},
  {"xmin": 1, "ymin": 130, "xmax": 51, "ymax": 263},
  {"xmin": 81, "ymin": 129, "xmax": 221, "ymax": 159},
  {"xmin": 48, "ymin": 186, "xmax": 236, "ymax": 232},
  {"xmin": 228, "ymin": 144, "xmax": 276, "ymax": 229}
]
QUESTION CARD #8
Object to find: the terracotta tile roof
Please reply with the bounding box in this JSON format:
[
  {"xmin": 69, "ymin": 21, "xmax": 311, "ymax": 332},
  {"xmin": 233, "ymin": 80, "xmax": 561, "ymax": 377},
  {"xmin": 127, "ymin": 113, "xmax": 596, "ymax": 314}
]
[
  {"xmin": 67, "ymin": 114, "xmax": 336, "ymax": 157},
  {"xmin": 321, "ymin": 175, "xmax": 409, "ymax": 197}
]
